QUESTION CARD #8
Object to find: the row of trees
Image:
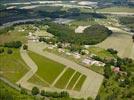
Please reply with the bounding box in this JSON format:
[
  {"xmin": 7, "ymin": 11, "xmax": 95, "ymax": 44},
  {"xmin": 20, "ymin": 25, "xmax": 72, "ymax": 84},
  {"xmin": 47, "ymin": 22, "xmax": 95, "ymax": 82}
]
[
  {"xmin": 4, "ymin": 41, "xmax": 22, "ymax": 48},
  {"xmin": 31, "ymin": 87, "xmax": 69, "ymax": 98},
  {"xmin": 0, "ymin": 48, "xmax": 13, "ymax": 54}
]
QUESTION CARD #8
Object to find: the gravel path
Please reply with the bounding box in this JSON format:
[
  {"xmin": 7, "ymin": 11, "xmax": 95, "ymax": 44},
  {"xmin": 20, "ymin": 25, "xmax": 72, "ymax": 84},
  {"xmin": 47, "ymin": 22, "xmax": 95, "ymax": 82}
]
[{"xmin": 16, "ymin": 47, "xmax": 38, "ymax": 86}]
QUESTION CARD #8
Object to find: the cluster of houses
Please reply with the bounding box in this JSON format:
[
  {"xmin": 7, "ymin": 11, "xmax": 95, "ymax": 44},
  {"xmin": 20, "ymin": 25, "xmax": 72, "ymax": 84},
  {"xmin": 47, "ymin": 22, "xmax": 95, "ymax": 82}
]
[
  {"xmin": 28, "ymin": 32, "xmax": 39, "ymax": 42},
  {"xmin": 47, "ymin": 44, "xmax": 106, "ymax": 67},
  {"xmin": 82, "ymin": 58, "xmax": 105, "ymax": 66},
  {"xmin": 28, "ymin": 31, "xmax": 125, "ymax": 74}
]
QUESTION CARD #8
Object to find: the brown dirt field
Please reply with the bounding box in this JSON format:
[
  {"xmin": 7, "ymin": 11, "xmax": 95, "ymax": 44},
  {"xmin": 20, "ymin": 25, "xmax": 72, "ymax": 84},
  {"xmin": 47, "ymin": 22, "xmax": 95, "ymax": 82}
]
[{"xmin": 97, "ymin": 33, "xmax": 134, "ymax": 59}]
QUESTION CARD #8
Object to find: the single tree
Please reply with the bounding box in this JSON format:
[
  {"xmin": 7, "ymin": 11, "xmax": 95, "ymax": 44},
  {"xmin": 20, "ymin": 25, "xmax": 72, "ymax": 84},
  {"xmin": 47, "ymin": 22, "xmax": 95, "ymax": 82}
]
[
  {"xmin": 132, "ymin": 35, "xmax": 134, "ymax": 42},
  {"xmin": 23, "ymin": 45, "xmax": 28, "ymax": 50},
  {"xmin": 0, "ymin": 48, "xmax": 4, "ymax": 53}
]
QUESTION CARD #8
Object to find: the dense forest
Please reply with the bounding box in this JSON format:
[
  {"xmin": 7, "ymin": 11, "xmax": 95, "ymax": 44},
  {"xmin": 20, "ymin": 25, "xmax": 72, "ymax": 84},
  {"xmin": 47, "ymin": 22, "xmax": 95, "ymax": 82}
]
[{"xmin": 46, "ymin": 22, "xmax": 112, "ymax": 45}]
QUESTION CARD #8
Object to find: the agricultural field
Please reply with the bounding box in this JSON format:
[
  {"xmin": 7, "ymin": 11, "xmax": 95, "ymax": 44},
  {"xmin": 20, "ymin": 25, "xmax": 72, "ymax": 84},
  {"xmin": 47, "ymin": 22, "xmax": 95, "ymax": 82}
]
[
  {"xmin": 70, "ymin": 18, "xmax": 96, "ymax": 27},
  {"xmin": 55, "ymin": 68, "xmax": 75, "ymax": 89},
  {"xmin": 67, "ymin": 72, "xmax": 81, "ymax": 89},
  {"xmin": 0, "ymin": 48, "xmax": 29, "ymax": 83},
  {"xmin": 73, "ymin": 75, "xmax": 86, "ymax": 91},
  {"xmin": 97, "ymin": 32, "xmax": 134, "ymax": 59},
  {"xmin": 97, "ymin": 6, "xmax": 134, "ymax": 13}
]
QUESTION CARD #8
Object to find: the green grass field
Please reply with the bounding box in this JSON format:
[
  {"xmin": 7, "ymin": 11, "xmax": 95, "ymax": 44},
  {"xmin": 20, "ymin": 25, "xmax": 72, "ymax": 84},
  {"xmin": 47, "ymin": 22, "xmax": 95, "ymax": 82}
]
[
  {"xmin": 73, "ymin": 75, "xmax": 86, "ymax": 91},
  {"xmin": 67, "ymin": 72, "xmax": 81, "ymax": 90},
  {"xmin": 0, "ymin": 80, "xmax": 34, "ymax": 100},
  {"xmin": 97, "ymin": 7, "xmax": 134, "ymax": 13},
  {"xmin": 28, "ymin": 74, "xmax": 49, "ymax": 87},
  {"xmin": 0, "ymin": 25, "xmax": 30, "ymax": 45},
  {"xmin": 28, "ymin": 51, "xmax": 65, "ymax": 84},
  {"xmin": 55, "ymin": 68, "xmax": 75, "ymax": 89},
  {"xmin": 88, "ymin": 47, "xmax": 115, "ymax": 59},
  {"xmin": 0, "ymin": 48, "xmax": 29, "ymax": 83},
  {"xmin": 70, "ymin": 19, "xmax": 96, "ymax": 27}
]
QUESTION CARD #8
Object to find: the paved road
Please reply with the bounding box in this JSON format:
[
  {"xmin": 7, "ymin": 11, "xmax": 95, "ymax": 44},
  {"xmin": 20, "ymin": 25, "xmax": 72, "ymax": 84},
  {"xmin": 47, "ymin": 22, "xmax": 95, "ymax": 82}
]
[{"xmin": 27, "ymin": 41, "xmax": 104, "ymax": 99}]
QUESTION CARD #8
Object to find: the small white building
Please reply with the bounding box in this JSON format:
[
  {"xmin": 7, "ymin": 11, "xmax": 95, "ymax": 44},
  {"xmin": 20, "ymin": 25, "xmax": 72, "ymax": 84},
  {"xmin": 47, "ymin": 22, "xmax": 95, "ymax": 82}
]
[
  {"xmin": 66, "ymin": 52, "xmax": 72, "ymax": 56},
  {"xmin": 81, "ymin": 49, "xmax": 89, "ymax": 54},
  {"xmin": 82, "ymin": 58, "xmax": 105, "ymax": 66},
  {"xmin": 58, "ymin": 48, "xmax": 65, "ymax": 53},
  {"xmin": 73, "ymin": 52, "xmax": 81, "ymax": 59}
]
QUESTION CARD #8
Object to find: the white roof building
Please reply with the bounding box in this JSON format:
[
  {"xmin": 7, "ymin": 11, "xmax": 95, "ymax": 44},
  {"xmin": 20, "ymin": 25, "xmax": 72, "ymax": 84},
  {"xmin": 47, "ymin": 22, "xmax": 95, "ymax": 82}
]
[
  {"xmin": 82, "ymin": 58, "xmax": 105, "ymax": 66},
  {"xmin": 73, "ymin": 52, "xmax": 81, "ymax": 59}
]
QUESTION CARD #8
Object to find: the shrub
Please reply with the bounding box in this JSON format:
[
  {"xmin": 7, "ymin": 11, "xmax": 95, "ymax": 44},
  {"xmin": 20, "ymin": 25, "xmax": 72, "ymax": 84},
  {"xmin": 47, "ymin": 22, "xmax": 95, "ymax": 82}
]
[
  {"xmin": 104, "ymin": 64, "xmax": 112, "ymax": 79},
  {"xmin": 31, "ymin": 87, "xmax": 39, "ymax": 95},
  {"xmin": 23, "ymin": 45, "xmax": 28, "ymax": 50},
  {"xmin": 60, "ymin": 91, "xmax": 69, "ymax": 97},
  {"xmin": 40, "ymin": 90, "xmax": 45, "ymax": 96},
  {"xmin": 4, "ymin": 41, "xmax": 22, "ymax": 48},
  {"xmin": 21, "ymin": 88, "xmax": 27, "ymax": 95},
  {"xmin": 7, "ymin": 49, "xmax": 13, "ymax": 54},
  {"xmin": 107, "ymin": 48, "xmax": 118, "ymax": 54},
  {"xmin": 0, "ymin": 48, "xmax": 4, "ymax": 53}
]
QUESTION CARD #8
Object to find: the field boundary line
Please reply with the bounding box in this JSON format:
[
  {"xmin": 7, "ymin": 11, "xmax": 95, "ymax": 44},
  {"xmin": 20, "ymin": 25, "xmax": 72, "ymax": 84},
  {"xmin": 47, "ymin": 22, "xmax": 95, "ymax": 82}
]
[{"xmin": 35, "ymin": 74, "xmax": 51, "ymax": 87}]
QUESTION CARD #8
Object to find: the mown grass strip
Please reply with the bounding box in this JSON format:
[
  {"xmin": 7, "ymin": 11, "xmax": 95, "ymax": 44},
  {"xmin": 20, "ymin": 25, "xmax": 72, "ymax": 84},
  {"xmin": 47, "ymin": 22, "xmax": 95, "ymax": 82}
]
[
  {"xmin": 67, "ymin": 72, "xmax": 81, "ymax": 90},
  {"xmin": 73, "ymin": 75, "xmax": 86, "ymax": 91},
  {"xmin": 55, "ymin": 68, "xmax": 75, "ymax": 89}
]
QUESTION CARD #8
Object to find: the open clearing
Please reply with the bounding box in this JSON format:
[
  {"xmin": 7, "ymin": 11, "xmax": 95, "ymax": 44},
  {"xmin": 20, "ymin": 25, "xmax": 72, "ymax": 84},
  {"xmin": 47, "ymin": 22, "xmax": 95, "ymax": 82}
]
[
  {"xmin": 97, "ymin": 32, "xmax": 134, "ymax": 59},
  {"xmin": 0, "ymin": 48, "xmax": 29, "ymax": 83}
]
